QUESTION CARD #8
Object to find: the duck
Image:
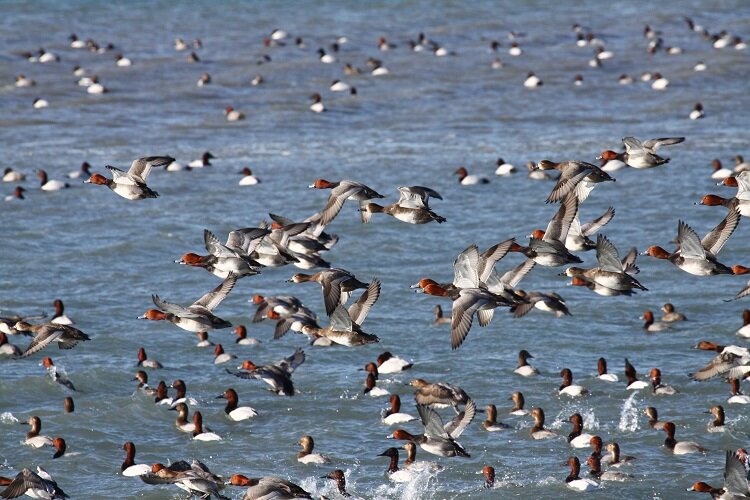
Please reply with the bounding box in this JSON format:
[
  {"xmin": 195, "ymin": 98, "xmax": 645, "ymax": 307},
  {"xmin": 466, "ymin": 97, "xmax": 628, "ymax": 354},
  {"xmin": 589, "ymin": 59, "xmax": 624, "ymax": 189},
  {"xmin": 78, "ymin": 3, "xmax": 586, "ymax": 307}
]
[
  {"xmin": 308, "ymin": 178, "xmax": 386, "ymax": 225},
  {"xmin": 329, "ymin": 80, "xmax": 350, "ymax": 92},
  {"xmin": 482, "ymin": 466, "xmax": 495, "ymax": 489},
  {"xmin": 229, "ymin": 474, "xmax": 312, "ymax": 499},
  {"xmin": 604, "ymin": 443, "xmax": 636, "ymax": 468},
  {"xmin": 643, "ymin": 209, "xmax": 741, "ymax": 276},
  {"xmin": 321, "ymin": 470, "xmax": 349, "ymax": 497},
  {"xmin": 227, "ymin": 348, "xmax": 305, "ymax": 396},
  {"xmin": 41, "ymin": 357, "xmax": 76, "ymax": 391},
  {"xmin": 565, "ymin": 456, "xmax": 599, "ymax": 491},
  {"xmin": 0, "ymin": 332, "xmax": 21, "ymax": 356},
  {"xmin": 51, "ymin": 438, "xmax": 66, "ymax": 459},
  {"xmin": 142, "ymin": 461, "xmax": 225, "ymax": 498},
  {"xmin": 559, "ymin": 368, "xmax": 589, "ymax": 397},
  {"xmin": 36, "ymin": 170, "xmax": 69, "ymax": 191},
  {"xmin": 377, "ymin": 351, "xmax": 412, "ymax": 373},
  {"xmin": 645, "ymin": 406, "xmax": 666, "ymax": 430},
  {"xmin": 514, "ymin": 350, "xmax": 538, "ymax": 376},
  {"xmin": 138, "ymin": 273, "xmax": 236, "ymax": 333},
  {"xmin": 618, "ymin": 74, "xmax": 634, "ymax": 85},
  {"xmin": 432, "ymin": 304, "xmax": 451, "ymax": 325},
  {"xmin": 710, "ymin": 159, "xmax": 734, "ymax": 179},
  {"xmin": 364, "ymin": 372, "xmax": 389, "ymax": 397},
  {"xmin": 598, "ymin": 136, "xmax": 684, "ymax": 169},
  {"xmin": 297, "ymin": 435, "xmax": 331, "ymax": 464},
  {"xmin": 509, "ymin": 391, "xmax": 529, "ymax": 416},
  {"xmin": 287, "ymin": 271, "xmax": 369, "ymax": 313},
  {"xmin": 188, "ymin": 151, "xmax": 214, "ymax": 168},
  {"xmin": 563, "ymin": 207, "xmax": 616, "ymax": 252},
  {"xmin": 168, "ymin": 403, "xmax": 195, "ymax": 432},
  {"xmin": 662, "ymin": 422, "xmax": 706, "ymax": 454},
  {"xmin": 170, "ymin": 379, "xmax": 198, "ymax": 407},
  {"xmin": 362, "ymin": 200, "xmax": 447, "ymax": 224},
  {"xmin": 371, "ymin": 64, "xmax": 390, "ymax": 76},
  {"xmin": 191, "ymin": 412, "xmax": 221, "ymax": 441},
  {"xmin": 309, "ymin": 93, "xmax": 326, "ymax": 113},
  {"xmin": 388, "ymin": 399, "xmax": 475, "ymax": 457},
  {"xmin": 317, "ymin": 48, "xmax": 336, "ymax": 63},
  {"xmin": 651, "ymin": 368, "xmax": 678, "ymax": 395},
  {"xmin": 5, "ymin": 186, "xmax": 25, "ymax": 201},
  {"xmin": 377, "ymin": 447, "xmax": 414, "ymax": 483},
  {"xmin": 512, "ymin": 290, "xmax": 570, "ymax": 317},
  {"xmin": 115, "ymin": 53, "xmax": 132, "ymax": 66},
  {"xmin": 454, "ymin": 166, "xmax": 489, "ymax": 185},
  {"xmin": 33, "ymin": 98, "xmax": 48, "ymax": 109},
  {"xmin": 177, "ymin": 229, "xmax": 262, "ymax": 279},
  {"xmin": 535, "ymin": 159, "xmax": 614, "ymax": 203},
  {"xmin": 402, "ymin": 441, "xmax": 442, "ymax": 473},
  {"xmin": 509, "ymin": 42, "xmax": 523, "ymax": 56},
  {"xmin": 234, "ymin": 325, "xmax": 259, "ymax": 345},
  {"xmin": 705, "ymin": 405, "xmax": 726, "ymax": 433},
  {"xmin": 12, "ymin": 321, "xmax": 90, "ymax": 358},
  {"xmin": 529, "ymin": 407, "xmax": 556, "ymax": 439},
  {"xmin": 382, "ymin": 394, "xmax": 416, "ymax": 425},
  {"xmin": 86, "ymin": 76, "xmax": 107, "ymax": 94},
  {"xmin": 733, "ymin": 155, "xmax": 750, "ymax": 173},
  {"xmin": 121, "ymin": 442, "xmax": 151, "ymax": 477},
  {"xmin": 495, "ymin": 158, "xmax": 516, "ymax": 176},
  {"xmin": 483, "ymin": 404, "xmax": 511, "ymax": 431},
  {"xmin": 651, "ymin": 72, "xmax": 669, "ymax": 89},
  {"xmin": 216, "ymin": 388, "xmax": 257, "ymax": 421},
  {"xmin": 238, "ymin": 167, "xmax": 260, "ymax": 185},
  {"xmin": 2, "ymin": 167, "xmax": 25, "ymax": 183},
  {"xmin": 625, "ymin": 359, "xmax": 649, "ymax": 390},
  {"xmin": 85, "ymin": 155, "xmax": 172, "ymax": 200},
  {"xmin": 154, "ymin": 381, "xmax": 173, "ymax": 406},
  {"xmin": 224, "ymin": 106, "xmax": 245, "ymax": 121},
  {"xmin": 523, "ymin": 72, "xmax": 542, "ymax": 88},
  {"xmin": 728, "ymin": 378, "xmax": 750, "ymax": 404},
  {"xmin": 50, "ymin": 299, "xmax": 74, "ymax": 325},
  {"xmin": 67, "ymin": 162, "xmax": 92, "ymax": 180},
  {"xmin": 132, "ymin": 371, "xmax": 156, "ymax": 396},
  {"xmin": 597, "ymin": 357, "xmax": 619, "ymax": 382},
  {"xmin": 213, "ymin": 344, "xmax": 236, "ymax": 365},
  {"xmin": 24, "ymin": 416, "xmax": 53, "ymax": 448},
  {"xmin": 37, "ymin": 48, "xmax": 59, "ymax": 63},
  {"xmin": 690, "ymin": 102, "xmax": 705, "ymax": 120},
  {"xmin": 136, "ymin": 347, "xmax": 162, "ymax": 369},
  {"xmin": 196, "ymin": 331, "xmax": 213, "ymax": 348},
  {"xmin": 0, "ymin": 468, "xmax": 68, "ymax": 499},
  {"xmin": 197, "ymin": 73, "xmax": 211, "ymax": 86},
  {"xmin": 687, "ymin": 450, "xmax": 750, "ymax": 498},
  {"xmin": 587, "ymin": 455, "xmax": 632, "ymax": 481},
  {"xmin": 660, "ymin": 303, "xmax": 687, "ymax": 322},
  {"xmin": 642, "ymin": 310, "xmax": 672, "ymax": 332},
  {"xmin": 15, "ymin": 74, "xmax": 36, "ymax": 87},
  {"xmin": 408, "ymin": 378, "xmax": 469, "ymax": 411}
]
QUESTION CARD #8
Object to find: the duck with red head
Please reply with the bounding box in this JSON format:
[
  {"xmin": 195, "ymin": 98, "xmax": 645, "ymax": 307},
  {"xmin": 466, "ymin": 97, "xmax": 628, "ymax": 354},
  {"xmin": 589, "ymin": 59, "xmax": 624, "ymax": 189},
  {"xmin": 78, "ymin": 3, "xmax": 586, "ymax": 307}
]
[
  {"xmin": 454, "ymin": 167, "xmax": 489, "ymax": 185},
  {"xmin": 662, "ymin": 422, "xmax": 706, "ymax": 454}
]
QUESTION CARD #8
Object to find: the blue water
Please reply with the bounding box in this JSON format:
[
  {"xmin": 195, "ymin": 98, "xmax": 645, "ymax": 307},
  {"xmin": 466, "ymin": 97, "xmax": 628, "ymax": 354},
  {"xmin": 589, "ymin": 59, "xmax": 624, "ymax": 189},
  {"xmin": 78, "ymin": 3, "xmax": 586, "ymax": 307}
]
[{"xmin": 1, "ymin": 1, "xmax": 750, "ymax": 498}]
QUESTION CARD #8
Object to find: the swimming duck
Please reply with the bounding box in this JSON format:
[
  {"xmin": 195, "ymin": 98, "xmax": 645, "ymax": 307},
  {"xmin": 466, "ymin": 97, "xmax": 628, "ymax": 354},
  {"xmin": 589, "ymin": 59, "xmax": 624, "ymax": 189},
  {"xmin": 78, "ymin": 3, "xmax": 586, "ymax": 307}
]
[
  {"xmin": 728, "ymin": 378, "xmax": 750, "ymax": 404},
  {"xmin": 136, "ymin": 347, "xmax": 162, "ymax": 369},
  {"xmin": 514, "ymin": 350, "xmax": 538, "ymax": 376},
  {"xmin": 660, "ymin": 303, "xmax": 687, "ymax": 322},
  {"xmin": 297, "ymin": 435, "xmax": 331, "ymax": 464},
  {"xmin": 228, "ymin": 348, "xmax": 305, "ymax": 396},
  {"xmin": 36, "ymin": 170, "xmax": 69, "ymax": 191},
  {"xmin": 121, "ymin": 442, "xmax": 151, "ymax": 476},
  {"xmin": 509, "ymin": 391, "xmax": 529, "ymax": 416},
  {"xmin": 645, "ymin": 406, "xmax": 666, "ymax": 430},
  {"xmin": 454, "ymin": 166, "xmax": 489, "ymax": 185},
  {"xmin": 567, "ymin": 413, "xmax": 594, "ymax": 448},
  {"xmin": 495, "ymin": 158, "xmax": 516, "ymax": 176},
  {"xmin": 24, "ymin": 416, "xmax": 53, "ymax": 448},
  {"xmin": 651, "ymin": 368, "xmax": 677, "ymax": 395},
  {"xmin": 597, "ymin": 357, "xmax": 618, "ymax": 382},
  {"xmin": 41, "ymin": 357, "xmax": 76, "ymax": 391},
  {"xmin": 432, "ymin": 304, "xmax": 451, "ymax": 325},
  {"xmin": 483, "ymin": 404, "xmax": 511, "ymax": 431},
  {"xmin": 382, "ymin": 394, "xmax": 416, "ymax": 425},
  {"xmin": 565, "ymin": 456, "xmax": 599, "ymax": 491},
  {"xmin": 216, "ymin": 388, "xmax": 257, "ymax": 421},
  {"xmin": 238, "ymin": 167, "xmax": 260, "ymax": 185},
  {"xmin": 690, "ymin": 103, "xmax": 705, "ymax": 120},
  {"xmin": 705, "ymin": 405, "xmax": 726, "ymax": 433},
  {"xmin": 587, "ymin": 455, "xmax": 632, "ymax": 481},
  {"xmin": 625, "ymin": 358, "xmax": 649, "ymax": 390},
  {"xmin": 188, "ymin": 151, "xmax": 214, "ymax": 168},
  {"xmin": 0, "ymin": 332, "xmax": 21, "ymax": 356},
  {"xmin": 377, "ymin": 351, "xmax": 412, "ymax": 373},
  {"xmin": 662, "ymin": 422, "xmax": 706, "ymax": 454},
  {"xmin": 604, "ymin": 442, "xmax": 636, "ymax": 467},
  {"xmin": 529, "ymin": 407, "xmax": 556, "ymax": 439},
  {"xmin": 224, "ymin": 106, "xmax": 245, "ymax": 121},
  {"xmin": 559, "ymin": 368, "xmax": 589, "ymax": 396},
  {"xmin": 377, "ymin": 447, "xmax": 413, "ymax": 483},
  {"xmin": 642, "ymin": 310, "xmax": 672, "ymax": 332},
  {"xmin": 213, "ymin": 344, "xmax": 236, "ymax": 365}
]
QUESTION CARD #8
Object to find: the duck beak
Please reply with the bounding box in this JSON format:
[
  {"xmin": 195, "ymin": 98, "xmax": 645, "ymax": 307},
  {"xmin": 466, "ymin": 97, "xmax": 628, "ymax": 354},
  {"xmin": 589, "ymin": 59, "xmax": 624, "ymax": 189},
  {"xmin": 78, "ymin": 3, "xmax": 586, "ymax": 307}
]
[
  {"xmin": 136, "ymin": 314, "xmax": 146, "ymax": 319},
  {"xmin": 385, "ymin": 433, "xmax": 394, "ymax": 439},
  {"xmin": 216, "ymin": 394, "xmax": 226, "ymax": 399}
]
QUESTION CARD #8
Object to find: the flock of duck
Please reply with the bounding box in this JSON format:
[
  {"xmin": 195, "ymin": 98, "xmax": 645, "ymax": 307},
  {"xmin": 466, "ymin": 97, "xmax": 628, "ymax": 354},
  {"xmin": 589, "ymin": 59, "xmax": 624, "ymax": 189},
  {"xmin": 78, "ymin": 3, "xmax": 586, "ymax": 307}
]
[{"xmin": 2, "ymin": 9, "xmax": 750, "ymax": 500}]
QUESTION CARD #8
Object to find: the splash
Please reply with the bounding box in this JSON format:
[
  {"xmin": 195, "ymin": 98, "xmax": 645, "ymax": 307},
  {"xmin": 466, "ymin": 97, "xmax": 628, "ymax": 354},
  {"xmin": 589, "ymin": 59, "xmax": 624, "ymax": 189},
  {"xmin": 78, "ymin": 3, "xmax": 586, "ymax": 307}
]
[
  {"xmin": 618, "ymin": 392, "xmax": 640, "ymax": 432},
  {"xmin": 0, "ymin": 412, "xmax": 18, "ymax": 423}
]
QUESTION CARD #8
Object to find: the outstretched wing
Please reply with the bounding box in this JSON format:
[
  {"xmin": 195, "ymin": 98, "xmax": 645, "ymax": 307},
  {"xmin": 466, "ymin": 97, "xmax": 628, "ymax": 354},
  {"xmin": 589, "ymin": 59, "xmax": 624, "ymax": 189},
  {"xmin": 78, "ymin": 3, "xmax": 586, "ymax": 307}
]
[{"xmin": 191, "ymin": 274, "xmax": 237, "ymax": 311}]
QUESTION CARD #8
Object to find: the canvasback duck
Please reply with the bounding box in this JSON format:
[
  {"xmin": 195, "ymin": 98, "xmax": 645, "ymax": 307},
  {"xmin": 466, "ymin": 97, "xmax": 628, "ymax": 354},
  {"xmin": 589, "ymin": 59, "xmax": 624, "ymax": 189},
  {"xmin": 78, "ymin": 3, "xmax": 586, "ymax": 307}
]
[
  {"xmin": 597, "ymin": 358, "xmax": 619, "ymax": 382},
  {"xmin": 378, "ymin": 447, "xmax": 413, "ymax": 483},
  {"xmin": 514, "ymin": 350, "xmax": 538, "ymax": 376},
  {"xmin": 388, "ymin": 399, "xmax": 475, "ymax": 457},
  {"xmin": 651, "ymin": 72, "xmax": 669, "ymax": 89},
  {"xmin": 529, "ymin": 407, "xmax": 556, "ymax": 439},
  {"xmin": 228, "ymin": 348, "xmax": 305, "ymax": 396},
  {"xmin": 364, "ymin": 372, "xmax": 389, "ymax": 397},
  {"xmin": 574, "ymin": 74, "xmax": 584, "ymax": 86},
  {"xmin": 598, "ymin": 136, "xmax": 684, "ymax": 169},
  {"xmin": 317, "ymin": 48, "xmax": 336, "ymax": 64},
  {"xmin": 738, "ymin": 310, "xmax": 750, "ymax": 338},
  {"xmin": 5, "ymin": 186, "xmax": 25, "ymax": 201},
  {"xmin": 510, "ymin": 193, "xmax": 582, "ymax": 267},
  {"xmin": 454, "ymin": 166, "xmax": 489, "ymax": 185},
  {"xmin": 196, "ymin": 331, "xmax": 213, "ymax": 348},
  {"xmin": 377, "ymin": 351, "xmax": 412, "ymax": 373},
  {"xmin": 596, "ymin": 46, "xmax": 613, "ymax": 59},
  {"xmin": 301, "ymin": 280, "xmax": 380, "ymax": 346},
  {"xmin": 403, "ymin": 441, "xmax": 442, "ymax": 473},
  {"xmin": 536, "ymin": 159, "xmax": 614, "ymax": 203},
  {"xmin": 224, "ymin": 106, "xmax": 245, "ymax": 121},
  {"xmin": 710, "ymin": 159, "xmax": 733, "ymax": 180},
  {"xmin": 523, "ymin": 72, "xmax": 541, "ymax": 88},
  {"xmin": 50, "ymin": 299, "xmax": 73, "ymax": 325},
  {"xmin": 288, "ymin": 268, "xmax": 368, "ymax": 316},
  {"xmin": 169, "ymin": 379, "xmax": 198, "ymax": 407},
  {"xmin": 689, "ymin": 341, "xmax": 750, "ymax": 381},
  {"xmin": 660, "ymin": 303, "xmax": 686, "ymax": 322},
  {"xmin": 408, "ymin": 378, "xmax": 469, "ymax": 411},
  {"xmin": 188, "ymin": 151, "xmax": 214, "ymax": 168},
  {"xmin": 587, "ymin": 455, "xmax": 631, "ymax": 481},
  {"xmin": 191, "ymin": 411, "xmax": 221, "ymax": 441},
  {"xmin": 0, "ymin": 332, "xmax": 21, "ymax": 356},
  {"xmin": 642, "ymin": 310, "xmax": 672, "ymax": 332},
  {"xmin": 509, "ymin": 42, "xmax": 523, "ymax": 56},
  {"xmin": 322, "ymin": 470, "xmax": 349, "ymax": 497},
  {"xmin": 645, "ymin": 406, "xmax": 666, "ymax": 430},
  {"xmin": 329, "ymin": 80, "xmax": 350, "ymax": 92},
  {"xmin": 121, "ymin": 442, "xmax": 151, "ymax": 476},
  {"xmin": 238, "ymin": 167, "xmax": 260, "ymax": 185},
  {"xmin": 0, "ymin": 468, "xmax": 68, "ymax": 499},
  {"xmin": 309, "ymin": 93, "xmax": 326, "ymax": 113},
  {"xmin": 687, "ymin": 450, "xmax": 750, "ymax": 498},
  {"xmin": 651, "ymin": 368, "xmax": 677, "ymax": 395},
  {"xmin": 662, "ymin": 422, "xmax": 706, "ymax": 454},
  {"xmin": 67, "ymin": 162, "xmax": 91, "ymax": 180},
  {"xmin": 139, "ymin": 273, "xmax": 237, "ymax": 333},
  {"xmin": 690, "ymin": 102, "xmax": 705, "ymax": 120},
  {"xmin": 50, "ymin": 437, "xmax": 65, "ymax": 458},
  {"xmin": 234, "ymin": 325, "xmax": 259, "ymax": 345},
  {"xmin": 432, "ymin": 304, "xmax": 451, "ymax": 325},
  {"xmin": 217, "ymin": 388, "xmax": 257, "ymax": 421},
  {"xmin": 115, "ymin": 53, "xmax": 132, "ymax": 66},
  {"xmin": 132, "ymin": 370, "xmax": 156, "ymax": 396},
  {"xmin": 491, "ymin": 58, "xmax": 504, "ymax": 69},
  {"xmin": 15, "ymin": 74, "xmax": 36, "ymax": 87},
  {"xmin": 37, "ymin": 48, "xmax": 59, "ymax": 63},
  {"xmin": 376, "ymin": 36, "xmax": 395, "ymax": 51},
  {"xmin": 560, "ymin": 368, "xmax": 589, "ymax": 397},
  {"xmin": 382, "ymin": 394, "xmax": 416, "ymax": 425},
  {"xmin": 187, "ymin": 51, "xmax": 200, "ymax": 63},
  {"xmin": 618, "ymin": 74, "xmax": 634, "ymax": 85},
  {"xmin": 86, "ymin": 76, "xmax": 107, "ymax": 94},
  {"xmin": 509, "ymin": 391, "xmax": 529, "ymax": 416},
  {"xmin": 297, "ymin": 435, "xmax": 331, "ymax": 464},
  {"xmin": 643, "ymin": 209, "xmax": 741, "ymax": 276},
  {"xmin": 565, "ymin": 456, "xmax": 599, "ymax": 491},
  {"xmin": 24, "ymin": 416, "xmax": 53, "ymax": 448},
  {"xmin": 197, "ymin": 73, "xmax": 211, "ymax": 86},
  {"xmin": 86, "ymin": 156, "xmax": 172, "ymax": 200},
  {"xmin": 3, "ymin": 167, "xmax": 25, "ymax": 183},
  {"xmin": 36, "ymin": 170, "xmax": 69, "ymax": 191},
  {"xmin": 169, "ymin": 403, "xmax": 195, "ymax": 432},
  {"xmin": 13, "ymin": 321, "xmax": 90, "ymax": 358},
  {"xmin": 177, "ymin": 229, "xmax": 262, "ymax": 279},
  {"xmin": 625, "ymin": 358, "xmax": 649, "ymax": 390},
  {"xmin": 495, "ymin": 158, "xmax": 516, "ymax": 176},
  {"xmin": 41, "ymin": 357, "xmax": 76, "ymax": 391},
  {"xmin": 33, "ymin": 98, "xmax": 48, "ymax": 109},
  {"xmin": 371, "ymin": 64, "xmax": 389, "ymax": 76},
  {"xmin": 153, "ymin": 380, "xmax": 173, "ymax": 405},
  {"xmin": 309, "ymin": 178, "xmax": 386, "ymax": 225},
  {"xmin": 728, "ymin": 378, "xmax": 750, "ymax": 404},
  {"xmin": 483, "ymin": 404, "xmax": 511, "ymax": 431},
  {"xmin": 604, "ymin": 443, "xmax": 636, "ymax": 467},
  {"xmin": 213, "ymin": 344, "xmax": 236, "ymax": 365},
  {"xmin": 137, "ymin": 347, "xmax": 162, "ymax": 369},
  {"xmin": 229, "ymin": 474, "xmax": 312, "ymax": 499},
  {"xmin": 705, "ymin": 405, "xmax": 726, "ymax": 432}
]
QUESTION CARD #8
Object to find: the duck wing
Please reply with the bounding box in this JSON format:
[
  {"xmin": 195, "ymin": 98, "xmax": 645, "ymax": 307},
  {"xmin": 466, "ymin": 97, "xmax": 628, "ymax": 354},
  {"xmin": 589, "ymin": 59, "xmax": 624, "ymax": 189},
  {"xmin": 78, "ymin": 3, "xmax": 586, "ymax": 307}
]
[
  {"xmin": 347, "ymin": 279, "xmax": 380, "ymax": 325},
  {"xmin": 191, "ymin": 274, "xmax": 237, "ymax": 311},
  {"xmin": 543, "ymin": 193, "xmax": 578, "ymax": 243},
  {"xmin": 701, "ymin": 203, "xmax": 740, "ymax": 256},
  {"xmin": 444, "ymin": 399, "xmax": 476, "ymax": 438},
  {"xmin": 128, "ymin": 156, "xmax": 173, "ymax": 182},
  {"xmin": 596, "ymin": 234, "xmax": 623, "ymax": 272}
]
